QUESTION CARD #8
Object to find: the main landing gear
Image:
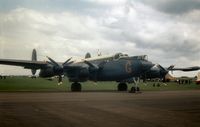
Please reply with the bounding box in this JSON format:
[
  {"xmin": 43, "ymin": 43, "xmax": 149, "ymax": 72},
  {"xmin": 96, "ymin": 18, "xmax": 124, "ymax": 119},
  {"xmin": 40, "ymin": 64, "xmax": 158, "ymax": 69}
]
[
  {"xmin": 70, "ymin": 81, "xmax": 140, "ymax": 92},
  {"xmin": 71, "ymin": 82, "xmax": 82, "ymax": 92},
  {"xmin": 130, "ymin": 86, "xmax": 140, "ymax": 93},
  {"xmin": 117, "ymin": 81, "xmax": 141, "ymax": 93},
  {"xmin": 117, "ymin": 83, "xmax": 128, "ymax": 91},
  {"xmin": 129, "ymin": 78, "xmax": 141, "ymax": 93}
]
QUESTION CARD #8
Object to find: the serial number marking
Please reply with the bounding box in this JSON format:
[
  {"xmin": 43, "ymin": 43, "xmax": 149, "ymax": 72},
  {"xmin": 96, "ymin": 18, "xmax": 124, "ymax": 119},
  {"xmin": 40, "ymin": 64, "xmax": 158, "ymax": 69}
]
[{"xmin": 125, "ymin": 60, "xmax": 132, "ymax": 73}]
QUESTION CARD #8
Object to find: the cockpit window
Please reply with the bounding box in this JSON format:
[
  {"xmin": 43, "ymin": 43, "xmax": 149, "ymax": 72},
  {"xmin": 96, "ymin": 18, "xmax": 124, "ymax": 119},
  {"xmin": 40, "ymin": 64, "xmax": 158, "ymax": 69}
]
[
  {"xmin": 113, "ymin": 53, "xmax": 129, "ymax": 60},
  {"xmin": 143, "ymin": 55, "xmax": 148, "ymax": 61},
  {"xmin": 132, "ymin": 55, "xmax": 148, "ymax": 61}
]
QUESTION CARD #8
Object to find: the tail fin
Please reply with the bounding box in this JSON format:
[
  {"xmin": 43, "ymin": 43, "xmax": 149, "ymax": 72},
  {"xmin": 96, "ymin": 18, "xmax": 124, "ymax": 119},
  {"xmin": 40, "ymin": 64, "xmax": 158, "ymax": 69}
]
[
  {"xmin": 31, "ymin": 49, "xmax": 37, "ymax": 75},
  {"xmin": 32, "ymin": 49, "xmax": 37, "ymax": 61}
]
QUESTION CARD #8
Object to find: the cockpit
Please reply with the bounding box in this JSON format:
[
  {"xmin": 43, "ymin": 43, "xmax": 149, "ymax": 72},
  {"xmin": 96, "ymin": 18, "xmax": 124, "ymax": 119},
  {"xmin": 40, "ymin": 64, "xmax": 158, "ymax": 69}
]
[
  {"xmin": 112, "ymin": 53, "xmax": 148, "ymax": 61},
  {"xmin": 113, "ymin": 53, "xmax": 129, "ymax": 60},
  {"xmin": 132, "ymin": 55, "xmax": 148, "ymax": 61}
]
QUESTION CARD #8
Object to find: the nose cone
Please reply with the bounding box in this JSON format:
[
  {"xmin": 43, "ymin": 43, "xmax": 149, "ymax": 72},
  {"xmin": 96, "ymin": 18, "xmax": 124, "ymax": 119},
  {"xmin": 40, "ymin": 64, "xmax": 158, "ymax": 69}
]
[
  {"xmin": 159, "ymin": 68, "xmax": 168, "ymax": 77},
  {"xmin": 151, "ymin": 64, "xmax": 169, "ymax": 78},
  {"xmin": 141, "ymin": 61, "xmax": 154, "ymax": 72}
]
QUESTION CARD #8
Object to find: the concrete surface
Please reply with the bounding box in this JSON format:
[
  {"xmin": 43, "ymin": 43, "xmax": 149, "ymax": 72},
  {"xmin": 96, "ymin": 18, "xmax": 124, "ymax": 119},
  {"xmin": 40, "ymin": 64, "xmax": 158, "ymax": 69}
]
[{"xmin": 0, "ymin": 91, "xmax": 200, "ymax": 127}]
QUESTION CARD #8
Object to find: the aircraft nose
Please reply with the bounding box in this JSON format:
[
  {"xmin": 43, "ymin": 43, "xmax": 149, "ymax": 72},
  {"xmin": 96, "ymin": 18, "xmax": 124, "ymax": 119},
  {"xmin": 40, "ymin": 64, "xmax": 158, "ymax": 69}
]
[{"xmin": 142, "ymin": 61, "xmax": 154, "ymax": 72}]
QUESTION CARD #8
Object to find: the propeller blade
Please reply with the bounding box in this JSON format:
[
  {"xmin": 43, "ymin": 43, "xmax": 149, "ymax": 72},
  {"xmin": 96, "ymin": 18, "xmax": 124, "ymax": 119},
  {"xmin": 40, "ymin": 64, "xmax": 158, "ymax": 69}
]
[
  {"xmin": 167, "ymin": 65, "xmax": 175, "ymax": 70},
  {"xmin": 84, "ymin": 60, "xmax": 99, "ymax": 70},
  {"xmin": 47, "ymin": 61, "xmax": 54, "ymax": 66},
  {"xmin": 46, "ymin": 56, "xmax": 59, "ymax": 66},
  {"xmin": 65, "ymin": 61, "xmax": 74, "ymax": 66},
  {"xmin": 157, "ymin": 64, "xmax": 167, "ymax": 71},
  {"xmin": 63, "ymin": 57, "xmax": 72, "ymax": 66}
]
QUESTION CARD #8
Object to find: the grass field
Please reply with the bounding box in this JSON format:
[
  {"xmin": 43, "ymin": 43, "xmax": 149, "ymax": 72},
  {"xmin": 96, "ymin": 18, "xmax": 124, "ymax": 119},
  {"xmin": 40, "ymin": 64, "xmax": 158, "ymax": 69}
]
[{"xmin": 0, "ymin": 76, "xmax": 200, "ymax": 91}]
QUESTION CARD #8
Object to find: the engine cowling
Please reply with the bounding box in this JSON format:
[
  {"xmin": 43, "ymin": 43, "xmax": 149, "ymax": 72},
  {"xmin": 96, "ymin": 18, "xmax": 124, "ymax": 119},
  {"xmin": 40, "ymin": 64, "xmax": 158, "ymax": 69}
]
[
  {"xmin": 39, "ymin": 67, "xmax": 55, "ymax": 78},
  {"xmin": 67, "ymin": 67, "xmax": 90, "ymax": 82},
  {"xmin": 39, "ymin": 65, "xmax": 63, "ymax": 78}
]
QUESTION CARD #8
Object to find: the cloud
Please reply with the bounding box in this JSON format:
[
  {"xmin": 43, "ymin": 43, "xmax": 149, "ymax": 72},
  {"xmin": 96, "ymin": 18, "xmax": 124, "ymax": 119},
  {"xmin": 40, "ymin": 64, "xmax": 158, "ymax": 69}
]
[
  {"xmin": 0, "ymin": 0, "xmax": 200, "ymax": 77},
  {"xmin": 138, "ymin": 0, "xmax": 200, "ymax": 15}
]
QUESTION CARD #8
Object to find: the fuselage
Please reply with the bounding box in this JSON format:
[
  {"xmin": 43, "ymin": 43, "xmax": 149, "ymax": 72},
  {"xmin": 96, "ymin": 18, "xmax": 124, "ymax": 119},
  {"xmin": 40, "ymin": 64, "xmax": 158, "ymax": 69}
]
[{"xmin": 63, "ymin": 53, "xmax": 154, "ymax": 82}]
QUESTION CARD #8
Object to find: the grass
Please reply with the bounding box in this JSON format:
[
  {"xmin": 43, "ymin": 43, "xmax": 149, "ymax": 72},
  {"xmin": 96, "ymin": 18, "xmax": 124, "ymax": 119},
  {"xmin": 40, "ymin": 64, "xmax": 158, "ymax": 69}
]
[{"xmin": 0, "ymin": 76, "xmax": 200, "ymax": 92}]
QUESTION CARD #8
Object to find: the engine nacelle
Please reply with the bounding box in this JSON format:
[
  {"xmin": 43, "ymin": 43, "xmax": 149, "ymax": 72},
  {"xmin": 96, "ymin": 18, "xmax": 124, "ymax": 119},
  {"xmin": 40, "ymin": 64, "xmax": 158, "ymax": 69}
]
[
  {"xmin": 39, "ymin": 67, "xmax": 55, "ymax": 78},
  {"xmin": 67, "ymin": 68, "xmax": 90, "ymax": 82},
  {"xmin": 39, "ymin": 65, "xmax": 63, "ymax": 78}
]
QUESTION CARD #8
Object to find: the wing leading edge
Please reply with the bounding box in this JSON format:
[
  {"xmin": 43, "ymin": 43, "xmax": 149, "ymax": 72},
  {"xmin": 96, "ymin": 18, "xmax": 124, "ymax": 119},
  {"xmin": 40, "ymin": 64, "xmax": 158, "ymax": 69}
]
[
  {"xmin": 168, "ymin": 66, "xmax": 200, "ymax": 72},
  {"xmin": 0, "ymin": 59, "xmax": 47, "ymax": 69}
]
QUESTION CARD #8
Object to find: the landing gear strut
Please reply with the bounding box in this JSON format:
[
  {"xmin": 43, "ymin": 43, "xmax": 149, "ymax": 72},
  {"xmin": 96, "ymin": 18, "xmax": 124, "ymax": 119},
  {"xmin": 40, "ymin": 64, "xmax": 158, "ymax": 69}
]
[
  {"xmin": 71, "ymin": 82, "xmax": 82, "ymax": 92},
  {"xmin": 118, "ymin": 83, "xmax": 128, "ymax": 91},
  {"xmin": 130, "ymin": 86, "xmax": 140, "ymax": 93},
  {"xmin": 130, "ymin": 78, "xmax": 140, "ymax": 93}
]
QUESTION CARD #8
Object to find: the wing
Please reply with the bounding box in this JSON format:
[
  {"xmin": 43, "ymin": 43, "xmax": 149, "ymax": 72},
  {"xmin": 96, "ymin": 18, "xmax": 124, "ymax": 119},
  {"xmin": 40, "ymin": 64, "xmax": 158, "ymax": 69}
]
[
  {"xmin": 168, "ymin": 66, "xmax": 200, "ymax": 72},
  {"xmin": 0, "ymin": 59, "xmax": 47, "ymax": 69}
]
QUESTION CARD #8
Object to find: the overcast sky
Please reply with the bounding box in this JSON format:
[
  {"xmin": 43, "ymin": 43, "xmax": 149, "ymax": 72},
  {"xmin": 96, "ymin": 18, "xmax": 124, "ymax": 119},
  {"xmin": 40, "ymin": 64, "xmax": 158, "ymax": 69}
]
[{"xmin": 0, "ymin": 0, "xmax": 200, "ymax": 77}]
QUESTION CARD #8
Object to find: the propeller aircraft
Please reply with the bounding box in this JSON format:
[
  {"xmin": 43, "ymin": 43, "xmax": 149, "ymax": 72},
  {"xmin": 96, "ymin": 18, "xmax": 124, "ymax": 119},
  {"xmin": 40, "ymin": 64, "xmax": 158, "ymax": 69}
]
[{"xmin": 0, "ymin": 49, "xmax": 154, "ymax": 92}]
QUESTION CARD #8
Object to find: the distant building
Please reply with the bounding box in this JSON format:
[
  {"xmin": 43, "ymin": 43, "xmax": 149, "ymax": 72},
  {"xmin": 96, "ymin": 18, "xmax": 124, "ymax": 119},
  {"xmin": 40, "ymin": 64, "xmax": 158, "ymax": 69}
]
[
  {"xmin": 0, "ymin": 75, "xmax": 6, "ymax": 79},
  {"xmin": 176, "ymin": 76, "xmax": 194, "ymax": 85}
]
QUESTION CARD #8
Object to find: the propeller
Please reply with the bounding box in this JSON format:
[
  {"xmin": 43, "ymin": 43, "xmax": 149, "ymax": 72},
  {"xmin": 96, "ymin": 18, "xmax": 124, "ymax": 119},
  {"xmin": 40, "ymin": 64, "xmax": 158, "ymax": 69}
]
[
  {"xmin": 155, "ymin": 64, "xmax": 169, "ymax": 82},
  {"xmin": 63, "ymin": 57, "xmax": 72, "ymax": 65},
  {"xmin": 46, "ymin": 56, "xmax": 73, "ymax": 85},
  {"xmin": 167, "ymin": 65, "xmax": 175, "ymax": 74},
  {"xmin": 84, "ymin": 60, "xmax": 99, "ymax": 70},
  {"xmin": 83, "ymin": 60, "xmax": 100, "ymax": 81},
  {"xmin": 46, "ymin": 56, "xmax": 60, "ymax": 66}
]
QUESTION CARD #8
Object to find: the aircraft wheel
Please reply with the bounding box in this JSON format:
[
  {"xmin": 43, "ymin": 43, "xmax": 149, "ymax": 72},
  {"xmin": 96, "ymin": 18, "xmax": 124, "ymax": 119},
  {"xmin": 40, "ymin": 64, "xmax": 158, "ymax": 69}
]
[
  {"xmin": 136, "ymin": 87, "xmax": 140, "ymax": 91},
  {"xmin": 71, "ymin": 82, "xmax": 82, "ymax": 92},
  {"xmin": 130, "ymin": 87, "xmax": 136, "ymax": 93},
  {"xmin": 118, "ymin": 83, "xmax": 127, "ymax": 91},
  {"xmin": 130, "ymin": 87, "xmax": 140, "ymax": 93}
]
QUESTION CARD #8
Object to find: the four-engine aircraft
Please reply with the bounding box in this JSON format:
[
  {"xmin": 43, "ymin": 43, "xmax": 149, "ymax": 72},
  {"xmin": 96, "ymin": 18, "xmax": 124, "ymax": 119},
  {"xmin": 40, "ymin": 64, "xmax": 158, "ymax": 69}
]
[{"xmin": 0, "ymin": 49, "xmax": 154, "ymax": 92}]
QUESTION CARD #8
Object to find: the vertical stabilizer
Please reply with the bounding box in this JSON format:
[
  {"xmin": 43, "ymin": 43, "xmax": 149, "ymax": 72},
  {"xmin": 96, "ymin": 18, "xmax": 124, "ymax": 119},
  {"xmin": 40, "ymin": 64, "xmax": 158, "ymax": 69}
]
[
  {"xmin": 32, "ymin": 49, "xmax": 37, "ymax": 61},
  {"xmin": 31, "ymin": 49, "xmax": 37, "ymax": 75},
  {"xmin": 85, "ymin": 52, "xmax": 91, "ymax": 59}
]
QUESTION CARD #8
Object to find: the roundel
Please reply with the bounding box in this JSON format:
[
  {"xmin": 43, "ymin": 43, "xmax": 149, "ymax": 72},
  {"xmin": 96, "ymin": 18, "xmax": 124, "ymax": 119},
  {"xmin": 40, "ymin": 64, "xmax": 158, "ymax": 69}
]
[{"xmin": 125, "ymin": 60, "xmax": 132, "ymax": 73}]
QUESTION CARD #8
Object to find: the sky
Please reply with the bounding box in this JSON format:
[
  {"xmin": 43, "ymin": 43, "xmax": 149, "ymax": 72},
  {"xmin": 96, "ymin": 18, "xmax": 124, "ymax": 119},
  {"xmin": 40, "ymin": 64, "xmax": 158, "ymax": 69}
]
[{"xmin": 0, "ymin": 0, "xmax": 200, "ymax": 77}]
